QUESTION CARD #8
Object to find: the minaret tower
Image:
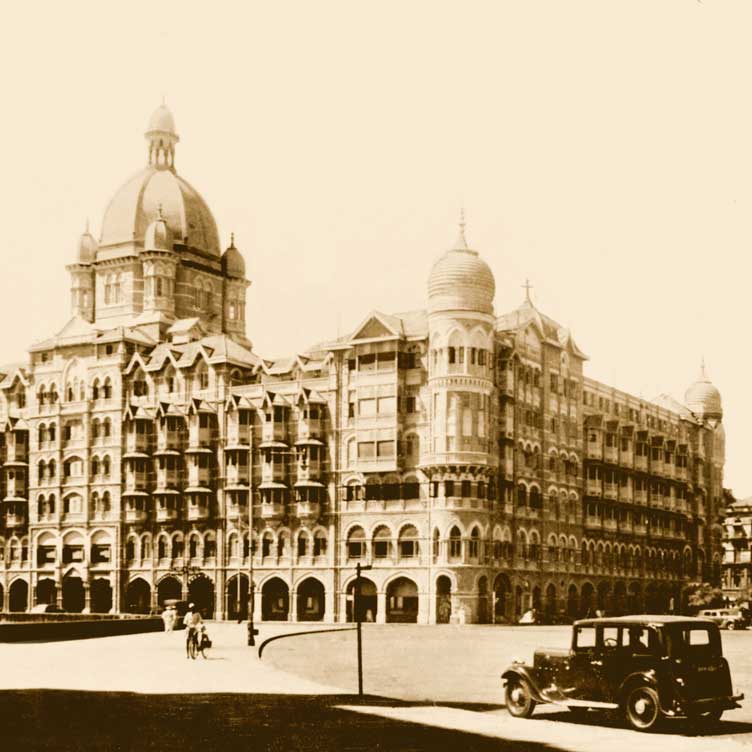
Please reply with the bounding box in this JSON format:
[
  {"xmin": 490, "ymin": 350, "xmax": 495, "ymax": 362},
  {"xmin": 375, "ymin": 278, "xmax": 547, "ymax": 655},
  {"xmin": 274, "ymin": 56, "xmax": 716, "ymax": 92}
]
[
  {"xmin": 424, "ymin": 212, "xmax": 497, "ymax": 622},
  {"xmin": 221, "ymin": 233, "xmax": 251, "ymax": 348},
  {"xmin": 67, "ymin": 221, "xmax": 97, "ymax": 322}
]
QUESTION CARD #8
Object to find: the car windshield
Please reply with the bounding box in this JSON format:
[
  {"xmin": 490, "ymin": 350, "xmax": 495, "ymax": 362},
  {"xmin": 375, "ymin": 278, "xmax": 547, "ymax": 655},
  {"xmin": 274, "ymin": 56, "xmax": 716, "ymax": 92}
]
[{"xmin": 663, "ymin": 625, "xmax": 721, "ymax": 660}]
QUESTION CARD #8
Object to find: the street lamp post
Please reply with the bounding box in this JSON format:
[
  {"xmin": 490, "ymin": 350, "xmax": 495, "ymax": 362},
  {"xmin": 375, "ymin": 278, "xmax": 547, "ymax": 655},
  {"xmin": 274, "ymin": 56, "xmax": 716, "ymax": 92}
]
[{"xmin": 247, "ymin": 492, "xmax": 258, "ymax": 646}]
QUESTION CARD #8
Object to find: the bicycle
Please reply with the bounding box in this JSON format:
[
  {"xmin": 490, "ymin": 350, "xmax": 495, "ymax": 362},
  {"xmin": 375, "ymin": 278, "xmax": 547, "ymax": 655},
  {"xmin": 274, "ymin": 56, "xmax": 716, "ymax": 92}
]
[{"xmin": 187, "ymin": 627, "xmax": 211, "ymax": 659}]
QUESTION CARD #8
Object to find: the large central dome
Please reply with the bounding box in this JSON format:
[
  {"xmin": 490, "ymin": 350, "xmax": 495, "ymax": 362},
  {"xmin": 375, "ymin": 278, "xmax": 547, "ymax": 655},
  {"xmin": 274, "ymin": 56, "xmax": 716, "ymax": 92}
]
[{"xmin": 98, "ymin": 105, "xmax": 220, "ymax": 257}]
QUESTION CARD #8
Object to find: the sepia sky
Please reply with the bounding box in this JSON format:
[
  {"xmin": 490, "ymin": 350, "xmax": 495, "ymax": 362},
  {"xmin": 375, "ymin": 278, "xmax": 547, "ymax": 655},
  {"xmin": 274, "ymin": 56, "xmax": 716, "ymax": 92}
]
[{"xmin": 1, "ymin": 1, "xmax": 751, "ymax": 494}]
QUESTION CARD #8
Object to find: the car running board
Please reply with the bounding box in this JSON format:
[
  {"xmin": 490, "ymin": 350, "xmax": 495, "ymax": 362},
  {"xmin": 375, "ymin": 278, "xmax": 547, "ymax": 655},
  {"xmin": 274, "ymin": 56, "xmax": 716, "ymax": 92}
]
[{"xmin": 561, "ymin": 699, "xmax": 619, "ymax": 710}]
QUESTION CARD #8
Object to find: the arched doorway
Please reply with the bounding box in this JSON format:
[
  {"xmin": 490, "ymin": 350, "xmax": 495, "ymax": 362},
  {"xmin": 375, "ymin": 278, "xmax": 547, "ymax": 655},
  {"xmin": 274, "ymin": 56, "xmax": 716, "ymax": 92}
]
[
  {"xmin": 581, "ymin": 582, "xmax": 595, "ymax": 617},
  {"xmin": 613, "ymin": 581, "xmax": 627, "ymax": 615},
  {"xmin": 628, "ymin": 582, "xmax": 642, "ymax": 614},
  {"xmin": 36, "ymin": 578, "xmax": 57, "ymax": 606},
  {"xmin": 157, "ymin": 576, "xmax": 182, "ymax": 608},
  {"xmin": 188, "ymin": 575, "xmax": 215, "ymax": 618},
  {"xmin": 436, "ymin": 575, "xmax": 452, "ymax": 624},
  {"xmin": 477, "ymin": 576, "xmax": 489, "ymax": 624},
  {"xmin": 226, "ymin": 574, "xmax": 249, "ymax": 620},
  {"xmin": 262, "ymin": 577, "xmax": 289, "ymax": 621},
  {"xmin": 62, "ymin": 575, "xmax": 85, "ymax": 613},
  {"xmin": 296, "ymin": 578, "xmax": 325, "ymax": 621},
  {"xmin": 90, "ymin": 578, "xmax": 113, "ymax": 613},
  {"xmin": 9, "ymin": 579, "xmax": 28, "ymax": 612},
  {"xmin": 567, "ymin": 584, "xmax": 579, "ymax": 619},
  {"xmin": 493, "ymin": 574, "xmax": 511, "ymax": 623},
  {"xmin": 645, "ymin": 582, "xmax": 659, "ymax": 613},
  {"xmin": 532, "ymin": 585, "xmax": 542, "ymax": 613},
  {"xmin": 124, "ymin": 578, "xmax": 151, "ymax": 614},
  {"xmin": 386, "ymin": 577, "xmax": 419, "ymax": 623},
  {"xmin": 596, "ymin": 581, "xmax": 610, "ymax": 615},
  {"xmin": 545, "ymin": 583, "xmax": 557, "ymax": 621},
  {"xmin": 346, "ymin": 577, "xmax": 376, "ymax": 622}
]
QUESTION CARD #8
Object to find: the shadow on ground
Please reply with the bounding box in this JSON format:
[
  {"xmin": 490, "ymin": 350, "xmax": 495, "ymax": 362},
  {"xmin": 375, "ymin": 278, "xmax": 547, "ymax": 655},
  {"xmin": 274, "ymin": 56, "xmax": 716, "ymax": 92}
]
[
  {"xmin": 534, "ymin": 709, "xmax": 752, "ymax": 738},
  {"xmin": 1, "ymin": 689, "xmax": 561, "ymax": 752}
]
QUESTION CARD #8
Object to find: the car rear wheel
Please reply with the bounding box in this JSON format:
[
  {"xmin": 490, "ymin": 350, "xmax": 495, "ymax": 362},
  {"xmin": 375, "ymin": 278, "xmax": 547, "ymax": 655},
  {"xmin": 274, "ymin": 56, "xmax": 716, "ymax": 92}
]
[
  {"xmin": 505, "ymin": 678, "xmax": 536, "ymax": 718},
  {"xmin": 625, "ymin": 686, "xmax": 661, "ymax": 732}
]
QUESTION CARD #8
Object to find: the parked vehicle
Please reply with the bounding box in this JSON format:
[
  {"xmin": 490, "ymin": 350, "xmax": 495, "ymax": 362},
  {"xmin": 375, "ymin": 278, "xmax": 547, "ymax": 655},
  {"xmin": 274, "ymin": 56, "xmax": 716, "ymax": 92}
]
[
  {"xmin": 697, "ymin": 608, "xmax": 746, "ymax": 630},
  {"xmin": 501, "ymin": 615, "xmax": 743, "ymax": 732}
]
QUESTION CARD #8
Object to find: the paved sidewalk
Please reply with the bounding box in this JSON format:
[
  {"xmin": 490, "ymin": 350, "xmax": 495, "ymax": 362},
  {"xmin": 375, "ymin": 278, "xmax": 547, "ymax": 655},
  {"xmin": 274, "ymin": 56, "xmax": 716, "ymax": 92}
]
[{"xmin": 0, "ymin": 622, "xmax": 346, "ymax": 695}]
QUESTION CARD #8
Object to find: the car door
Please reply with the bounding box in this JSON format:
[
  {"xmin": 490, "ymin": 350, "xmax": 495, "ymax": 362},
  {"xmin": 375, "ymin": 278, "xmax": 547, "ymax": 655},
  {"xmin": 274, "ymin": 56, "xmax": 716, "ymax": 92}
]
[{"xmin": 565, "ymin": 625, "xmax": 610, "ymax": 701}]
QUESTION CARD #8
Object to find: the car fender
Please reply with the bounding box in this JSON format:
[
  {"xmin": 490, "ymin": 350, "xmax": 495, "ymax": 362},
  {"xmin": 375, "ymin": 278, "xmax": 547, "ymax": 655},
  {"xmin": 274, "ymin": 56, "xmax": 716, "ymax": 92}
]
[
  {"xmin": 618, "ymin": 670, "xmax": 661, "ymax": 704},
  {"xmin": 501, "ymin": 666, "xmax": 547, "ymax": 702}
]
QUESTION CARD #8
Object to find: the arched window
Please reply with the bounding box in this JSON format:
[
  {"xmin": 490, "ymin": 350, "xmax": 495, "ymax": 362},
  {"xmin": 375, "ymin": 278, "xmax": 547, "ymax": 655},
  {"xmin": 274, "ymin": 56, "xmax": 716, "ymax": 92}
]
[
  {"xmin": 469, "ymin": 527, "xmax": 480, "ymax": 559},
  {"xmin": 189, "ymin": 535, "xmax": 199, "ymax": 559},
  {"xmin": 49, "ymin": 423, "xmax": 56, "ymax": 442},
  {"xmin": 449, "ymin": 526, "xmax": 462, "ymax": 559},
  {"xmin": 91, "ymin": 456, "xmax": 100, "ymax": 476},
  {"xmin": 158, "ymin": 537, "xmax": 168, "ymax": 559},
  {"xmin": 398, "ymin": 525, "xmax": 419, "ymax": 559},
  {"xmin": 103, "ymin": 378, "xmax": 112, "ymax": 400},
  {"xmin": 313, "ymin": 530, "xmax": 327, "ymax": 557},
  {"xmin": 126, "ymin": 538, "xmax": 136, "ymax": 561},
  {"xmin": 103, "ymin": 418, "xmax": 111, "ymax": 438},
  {"xmin": 346, "ymin": 527, "xmax": 366, "ymax": 559},
  {"xmin": 171, "ymin": 537, "xmax": 182, "ymax": 559},
  {"xmin": 277, "ymin": 531, "xmax": 290, "ymax": 558},
  {"xmin": 297, "ymin": 531, "xmax": 310, "ymax": 558},
  {"xmin": 38, "ymin": 424, "xmax": 46, "ymax": 446},
  {"xmin": 102, "ymin": 456, "xmax": 111, "ymax": 477},
  {"xmin": 262, "ymin": 531, "xmax": 274, "ymax": 557}
]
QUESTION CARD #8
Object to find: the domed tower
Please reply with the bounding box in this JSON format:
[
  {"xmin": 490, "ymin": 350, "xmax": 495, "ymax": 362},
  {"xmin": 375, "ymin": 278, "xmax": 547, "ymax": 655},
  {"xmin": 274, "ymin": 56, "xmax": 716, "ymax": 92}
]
[
  {"xmin": 66, "ymin": 222, "xmax": 97, "ymax": 321},
  {"xmin": 221, "ymin": 233, "xmax": 251, "ymax": 347},
  {"xmin": 146, "ymin": 103, "xmax": 179, "ymax": 170},
  {"xmin": 141, "ymin": 206, "xmax": 178, "ymax": 322},
  {"xmin": 424, "ymin": 213, "xmax": 497, "ymax": 622},
  {"xmin": 685, "ymin": 359, "xmax": 723, "ymax": 426}
]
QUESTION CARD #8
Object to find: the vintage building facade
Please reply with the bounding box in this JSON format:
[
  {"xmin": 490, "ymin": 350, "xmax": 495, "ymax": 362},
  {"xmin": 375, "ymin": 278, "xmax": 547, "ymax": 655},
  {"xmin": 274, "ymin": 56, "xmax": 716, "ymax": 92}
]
[{"xmin": 0, "ymin": 106, "xmax": 727, "ymax": 622}]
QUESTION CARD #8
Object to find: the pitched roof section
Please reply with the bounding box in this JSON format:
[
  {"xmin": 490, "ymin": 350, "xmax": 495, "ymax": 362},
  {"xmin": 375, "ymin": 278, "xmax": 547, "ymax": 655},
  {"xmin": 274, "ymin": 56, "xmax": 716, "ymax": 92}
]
[{"xmin": 497, "ymin": 299, "xmax": 588, "ymax": 360}]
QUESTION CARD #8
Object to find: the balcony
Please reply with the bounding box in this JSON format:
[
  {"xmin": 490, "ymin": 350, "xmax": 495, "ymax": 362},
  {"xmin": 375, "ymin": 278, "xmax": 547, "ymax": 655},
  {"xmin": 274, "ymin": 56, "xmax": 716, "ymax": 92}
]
[
  {"xmin": 295, "ymin": 501, "xmax": 321, "ymax": 521},
  {"xmin": 225, "ymin": 502, "xmax": 248, "ymax": 521},
  {"xmin": 585, "ymin": 516, "xmax": 602, "ymax": 530},
  {"xmin": 186, "ymin": 499, "xmax": 210, "ymax": 521},
  {"xmin": 124, "ymin": 430, "xmax": 151, "ymax": 455},
  {"xmin": 604, "ymin": 447, "xmax": 618, "ymax": 464},
  {"xmin": 225, "ymin": 462, "xmax": 250, "ymax": 487},
  {"xmin": 619, "ymin": 487, "xmax": 633, "ymax": 503},
  {"xmin": 635, "ymin": 456, "xmax": 647, "ymax": 472},
  {"xmin": 186, "ymin": 467, "xmax": 211, "ymax": 488},
  {"xmin": 155, "ymin": 497, "xmax": 180, "ymax": 523},
  {"xmin": 603, "ymin": 519, "xmax": 617, "ymax": 532},
  {"xmin": 603, "ymin": 483, "xmax": 618, "ymax": 500},
  {"xmin": 262, "ymin": 422, "xmax": 287, "ymax": 444},
  {"xmin": 620, "ymin": 451, "xmax": 634, "ymax": 466},
  {"xmin": 156, "ymin": 431, "xmax": 182, "ymax": 452},
  {"xmin": 261, "ymin": 462, "xmax": 286, "ymax": 484},
  {"xmin": 5, "ymin": 511, "xmax": 26, "ymax": 528},
  {"xmin": 260, "ymin": 501, "xmax": 285, "ymax": 521},
  {"xmin": 124, "ymin": 472, "xmax": 149, "ymax": 493},
  {"xmin": 586, "ymin": 480, "xmax": 602, "ymax": 497},
  {"xmin": 125, "ymin": 508, "xmax": 148, "ymax": 524},
  {"xmin": 651, "ymin": 461, "xmax": 664, "ymax": 476},
  {"xmin": 633, "ymin": 523, "xmax": 647, "ymax": 535},
  {"xmin": 634, "ymin": 489, "xmax": 647, "ymax": 505},
  {"xmin": 586, "ymin": 445, "xmax": 603, "ymax": 460}
]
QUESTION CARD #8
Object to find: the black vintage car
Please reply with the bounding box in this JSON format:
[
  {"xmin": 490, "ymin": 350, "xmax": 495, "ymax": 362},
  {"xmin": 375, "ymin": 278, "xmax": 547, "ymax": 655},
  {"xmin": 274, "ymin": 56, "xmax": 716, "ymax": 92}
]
[{"xmin": 501, "ymin": 615, "xmax": 744, "ymax": 732}]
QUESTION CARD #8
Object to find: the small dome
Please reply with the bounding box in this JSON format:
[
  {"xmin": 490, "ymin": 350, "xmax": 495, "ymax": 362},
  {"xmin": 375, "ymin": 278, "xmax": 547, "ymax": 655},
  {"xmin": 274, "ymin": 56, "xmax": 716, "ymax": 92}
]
[
  {"xmin": 144, "ymin": 208, "xmax": 173, "ymax": 251},
  {"xmin": 428, "ymin": 217, "xmax": 495, "ymax": 314},
  {"xmin": 222, "ymin": 234, "xmax": 246, "ymax": 278},
  {"xmin": 147, "ymin": 104, "xmax": 177, "ymax": 136},
  {"xmin": 76, "ymin": 228, "xmax": 97, "ymax": 264},
  {"xmin": 685, "ymin": 361, "xmax": 722, "ymax": 420}
]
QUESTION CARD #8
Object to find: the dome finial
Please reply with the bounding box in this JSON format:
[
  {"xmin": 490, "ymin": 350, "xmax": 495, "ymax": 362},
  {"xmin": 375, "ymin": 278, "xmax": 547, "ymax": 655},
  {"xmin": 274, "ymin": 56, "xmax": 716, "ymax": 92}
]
[
  {"xmin": 230, "ymin": 231, "xmax": 235, "ymax": 248},
  {"xmin": 522, "ymin": 278, "xmax": 533, "ymax": 303},
  {"xmin": 146, "ymin": 102, "xmax": 179, "ymax": 170},
  {"xmin": 454, "ymin": 206, "xmax": 469, "ymax": 250},
  {"xmin": 700, "ymin": 355, "xmax": 708, "ymax": 380}
]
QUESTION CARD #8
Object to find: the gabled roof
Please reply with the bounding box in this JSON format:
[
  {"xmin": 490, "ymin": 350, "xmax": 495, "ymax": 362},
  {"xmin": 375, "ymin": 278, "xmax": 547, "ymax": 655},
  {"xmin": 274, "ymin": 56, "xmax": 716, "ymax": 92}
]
[
  {"xmin": 0, "ymin": 366, "xmax": 30, "ymax": 390},
  {"xmin": 652, "ymin": 394, "xmax": 696, "ymax": 422},
  {"xmin": 497, "ymin": 298, "xmax": 588, "ymax": 360},
  {"xmin": 187, "ymin": 398, "xmax": 214, "ymax": 415},
  {"xmin": 350, "ymin": 311, "xmax": 403, "ymax": 341}
]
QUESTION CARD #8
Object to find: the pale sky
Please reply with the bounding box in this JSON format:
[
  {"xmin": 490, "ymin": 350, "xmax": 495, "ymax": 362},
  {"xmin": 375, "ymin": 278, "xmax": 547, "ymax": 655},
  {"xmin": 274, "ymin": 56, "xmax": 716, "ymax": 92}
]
[{"xmin": 1, "ymin": 1, "xmax": 750, "ymax": 494}]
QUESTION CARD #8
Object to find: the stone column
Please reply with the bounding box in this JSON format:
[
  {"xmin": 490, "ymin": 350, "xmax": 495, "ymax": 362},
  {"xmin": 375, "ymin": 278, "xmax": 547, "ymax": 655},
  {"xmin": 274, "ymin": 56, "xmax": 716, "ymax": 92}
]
[
  {"xmin": 376, "ymin": 591, "xmax": 386, "ymax": 624},
  {"xmin": 289, "ymin": 588, "xmax": 297, "ymax": 622}
]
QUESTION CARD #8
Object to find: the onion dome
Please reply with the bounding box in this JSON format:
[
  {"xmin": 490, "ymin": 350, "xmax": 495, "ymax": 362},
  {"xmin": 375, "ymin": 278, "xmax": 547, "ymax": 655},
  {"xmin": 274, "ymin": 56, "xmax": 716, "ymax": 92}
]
[
  {"xmin": 99, "ymin": 104, "xmax": 220, "ymax": 257},
  {"xmin": 222, "ymin": 233, "xmax": 246, "ymax": 278},
  {"xmin": 76, "ymin": 221, "xmax": 97, "ymax": 264},
  {"xmin": 428, "ymin": 211, "xmax": 495, "ymax": 315},
  {"xmin": 685, "ymin": 359, "xmax": 722, "ymax": 421},
  {"xmin": 144, "ymin": 205, "xmax": 173, "ymax": 251}
]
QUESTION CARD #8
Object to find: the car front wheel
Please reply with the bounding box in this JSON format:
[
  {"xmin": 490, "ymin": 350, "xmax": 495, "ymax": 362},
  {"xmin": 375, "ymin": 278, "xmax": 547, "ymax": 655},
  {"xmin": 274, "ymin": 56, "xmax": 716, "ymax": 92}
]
[
  {"xmin": 625, "ymin": 686, "xmax": 661, "ymax": 732},
  {"xmin": 505, "ymin": 678, "xmax": 536, "ymax": 718}
]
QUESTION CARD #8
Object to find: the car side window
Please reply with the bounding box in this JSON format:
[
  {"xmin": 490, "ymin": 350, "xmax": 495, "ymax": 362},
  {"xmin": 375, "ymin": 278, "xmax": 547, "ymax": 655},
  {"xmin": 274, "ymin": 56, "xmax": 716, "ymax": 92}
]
[
  {"xmin": 601, "ymin": 626, "xmax": 621, "ymax": 649},
  {"xmin": 627, "ymin": 627, "xmax": 652, "ymax": 654},
  {"xmin": 574, "ymin": 626, "xmax": 596, "ymax": 651}
]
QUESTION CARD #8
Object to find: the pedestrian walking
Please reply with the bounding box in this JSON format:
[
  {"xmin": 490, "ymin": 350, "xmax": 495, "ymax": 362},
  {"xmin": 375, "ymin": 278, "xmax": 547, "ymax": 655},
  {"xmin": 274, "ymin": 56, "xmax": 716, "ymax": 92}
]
[{"xmin": 162, "ymin": 605, "xmax": 176, "ymax": 632}]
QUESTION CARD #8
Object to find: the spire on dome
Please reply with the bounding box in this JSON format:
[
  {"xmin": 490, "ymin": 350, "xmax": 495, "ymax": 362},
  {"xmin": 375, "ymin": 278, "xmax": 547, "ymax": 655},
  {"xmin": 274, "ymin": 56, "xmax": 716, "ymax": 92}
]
[
  {"xmin": 146, "ymin": 102, "xmax": 179, "ymax": 171},
  {"xmin": 453, "ymin": 207, "xmax": 471, "ymax": 251}
]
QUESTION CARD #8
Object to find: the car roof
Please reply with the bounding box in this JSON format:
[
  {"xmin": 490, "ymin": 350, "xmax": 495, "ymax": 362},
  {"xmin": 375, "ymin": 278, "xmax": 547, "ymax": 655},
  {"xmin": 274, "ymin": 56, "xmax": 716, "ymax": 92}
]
[{"xmin": 574, "ymin": 614, "xmax": 716, "ymax": 628}]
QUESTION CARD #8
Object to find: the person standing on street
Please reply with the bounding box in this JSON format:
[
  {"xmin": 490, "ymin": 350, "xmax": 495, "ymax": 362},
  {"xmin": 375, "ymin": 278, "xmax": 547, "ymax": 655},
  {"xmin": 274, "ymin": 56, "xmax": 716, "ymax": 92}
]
[{"xmin": 162, "ymin": 605, "xmax": 176, "ymax": 632}]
